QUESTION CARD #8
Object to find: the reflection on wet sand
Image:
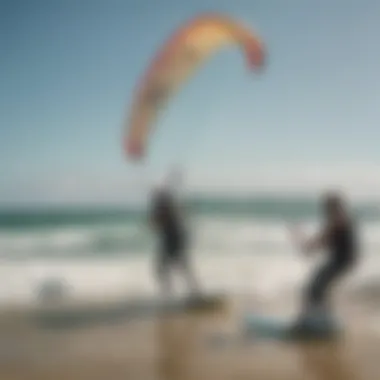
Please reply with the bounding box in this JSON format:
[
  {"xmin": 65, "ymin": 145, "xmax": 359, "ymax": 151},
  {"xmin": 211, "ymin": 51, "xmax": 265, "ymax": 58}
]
[
  {"xmin": 297, "ymin": 340, "xmax": 357, "ymax": 380},
  {"xmin": 1, "ymin": 299, "xmax": 380, "ymax": 380},
  {"xmin": 155, "ymin": 316, "xmax": 199, "ymax": 380}
]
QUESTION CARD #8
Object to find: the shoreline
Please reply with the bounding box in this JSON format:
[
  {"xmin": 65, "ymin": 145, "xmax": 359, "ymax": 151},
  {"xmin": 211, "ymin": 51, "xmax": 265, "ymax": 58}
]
[{"xmin": 1, "ymin": 294, "xmax": 379, "ymax": 380}]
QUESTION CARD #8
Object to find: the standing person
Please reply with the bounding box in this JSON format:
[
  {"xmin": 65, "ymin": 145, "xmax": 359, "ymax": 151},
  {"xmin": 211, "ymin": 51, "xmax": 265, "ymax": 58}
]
[
  {"xmin": 149, "ymin": 184, "xmax": 199, "ymax": 297},
  {"xmin": 290, "ymin": 191, "xmax": 359, "ymax": 325}
]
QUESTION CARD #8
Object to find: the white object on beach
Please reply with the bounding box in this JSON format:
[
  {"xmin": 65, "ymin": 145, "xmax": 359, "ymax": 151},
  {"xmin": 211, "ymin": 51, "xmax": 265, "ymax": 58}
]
[{"xmin": 35, "ymin": 278, "xmax": 71, "ymax": 304}]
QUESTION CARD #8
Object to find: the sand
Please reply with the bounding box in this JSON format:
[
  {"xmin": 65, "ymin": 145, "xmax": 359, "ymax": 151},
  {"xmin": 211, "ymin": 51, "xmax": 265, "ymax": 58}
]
[{"xmin": 0, "ymin": 296, "xmax": 379, "ymax": 380}]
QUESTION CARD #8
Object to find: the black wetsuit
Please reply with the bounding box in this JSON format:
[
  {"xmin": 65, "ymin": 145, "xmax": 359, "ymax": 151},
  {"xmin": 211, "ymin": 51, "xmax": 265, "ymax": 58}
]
[
  {"xmin": 305, "ymin": 219, "xmax": 358, "ymax": 311},
  {"xmin": 151, "ymin": 192, "xmax": 187, "ymax": 274}
]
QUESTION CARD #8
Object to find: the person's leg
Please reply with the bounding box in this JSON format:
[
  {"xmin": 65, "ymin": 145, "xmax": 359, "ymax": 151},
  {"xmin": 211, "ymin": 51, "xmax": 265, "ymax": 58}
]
[
  {"xmin": 155, "ymin": 247, "xmax": 173, "ymax": 297},
  {"xmin": 300, "ymin": 262, "xmax": 340, "ymax": 321},
  {"xmin": 174, "ymin": 240, "xmax": 200, "ymax": 295},
  {"xmin": 304, "ymin": 259, "xmax": 354, "ymax": 319},
  {"xmin": 180, "ymin": 254, "xmax": 200, "ymax": 295}
]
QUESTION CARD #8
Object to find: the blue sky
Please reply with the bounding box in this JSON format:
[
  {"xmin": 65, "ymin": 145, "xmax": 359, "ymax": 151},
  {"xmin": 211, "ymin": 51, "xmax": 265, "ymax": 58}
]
[{"xmin": 1, "ymin": 0, "xmax": 380, "ymax": 204}]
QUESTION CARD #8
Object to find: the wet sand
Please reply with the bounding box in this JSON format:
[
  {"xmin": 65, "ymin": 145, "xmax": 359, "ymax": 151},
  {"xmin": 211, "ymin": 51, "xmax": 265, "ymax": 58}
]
[{"xmin": 1, "ymin": 296, "xmax": 380, "ymax": 380}]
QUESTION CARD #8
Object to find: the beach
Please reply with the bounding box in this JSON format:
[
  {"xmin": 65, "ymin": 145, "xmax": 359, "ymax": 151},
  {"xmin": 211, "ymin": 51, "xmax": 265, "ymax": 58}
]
[
  {"xmin": 3, "ymin": 0, "xmax": 380, "ymax": 377},
  {"xmin": 1, "ymin": 292, "xmax": 380, "ymax": 380},
  {"xmin": 1, "ymin": 199, "xmax": 380, "ymax": 379}
]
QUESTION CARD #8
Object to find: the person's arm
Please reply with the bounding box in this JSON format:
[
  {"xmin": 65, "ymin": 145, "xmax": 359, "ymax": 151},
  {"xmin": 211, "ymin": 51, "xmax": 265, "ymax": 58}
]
[
  {"xmin": 147, "ymin": 202, "xmax": 159, "ymax": 230},
  {"xmin": 302, "ymin": 229, "xmax": 330, "ymax": 253},
  {"xmin": 290, "ymin": 224, "xmax": 333, "ymax": 255}
]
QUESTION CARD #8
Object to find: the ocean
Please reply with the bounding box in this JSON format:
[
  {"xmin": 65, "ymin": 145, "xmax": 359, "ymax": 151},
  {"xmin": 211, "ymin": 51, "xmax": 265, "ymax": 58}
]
[{"xmin": 1, "ymin": 196, "xmax": 379, "ymax": 307}]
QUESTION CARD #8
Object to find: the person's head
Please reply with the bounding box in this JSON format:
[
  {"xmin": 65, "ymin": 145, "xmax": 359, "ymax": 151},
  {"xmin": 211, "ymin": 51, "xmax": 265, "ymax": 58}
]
[
  {"xmin": 321, "ymin": 191, "xmax": 346, "ymax": 219},
  {"xmin": 151, "ymin": 185, "xmax": 173, "ymax": 209}
]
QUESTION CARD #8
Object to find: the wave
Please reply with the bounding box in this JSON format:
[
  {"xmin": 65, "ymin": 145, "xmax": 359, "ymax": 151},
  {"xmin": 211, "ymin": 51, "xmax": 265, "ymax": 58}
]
[
  {"xmin": 2, "ymin": 247, "xmax": 380, "ymax": 309},
  {"xmin": 1, "ymin": 215, "xmax": 380, "ymax": 259},
  {"xmin": 0, "ymin": 208, "xmax": 142, "ymax": 229},
  {"xmin": 0, "ymin": 223, "xmax": 150, "ymax": 259},
  {"xmin": 1, "ymin": 197, "xmax": 379, "ymax": 229}
]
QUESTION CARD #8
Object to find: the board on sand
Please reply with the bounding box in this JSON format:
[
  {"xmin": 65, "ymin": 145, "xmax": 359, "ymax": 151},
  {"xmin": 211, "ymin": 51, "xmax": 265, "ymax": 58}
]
[
  {"xmin": 243, "ymin": 314, "xmax": 342, "ymax": 341},
  {"xmin": 32, "ymin": 294, "xmax": 225, "ymax": 329},
  {"xmin": 207, "ymin": 313, "xmax": 342, "ymax": 350}
]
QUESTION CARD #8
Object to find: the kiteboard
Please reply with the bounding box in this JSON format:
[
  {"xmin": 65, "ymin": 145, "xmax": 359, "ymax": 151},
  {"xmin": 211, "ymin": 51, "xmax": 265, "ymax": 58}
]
[
  {"xmin": 32, "ymin": 293, "xmax": 225, "ymax": 329},
  {"xmin": 207, "ymin": 313, "xmax": 341, "ymax": 349},
  {"xmin": 243, "ymin": 313, "xmax": 342, "ymax": 341}
]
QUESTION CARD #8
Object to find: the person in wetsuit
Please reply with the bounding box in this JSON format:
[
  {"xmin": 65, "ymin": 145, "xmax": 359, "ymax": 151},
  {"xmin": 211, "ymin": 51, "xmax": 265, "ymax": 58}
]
[
  {"xmin": 149, "ymin": 187, "xmax": 199, "ymax": 296},
  {"xmin": 291, "ymin": 192, "xmax": 358, "ymax": 321}
]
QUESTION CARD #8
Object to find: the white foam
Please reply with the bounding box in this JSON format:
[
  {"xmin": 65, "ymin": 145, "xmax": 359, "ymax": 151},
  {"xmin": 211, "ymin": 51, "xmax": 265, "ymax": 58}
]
[
  {"xmin": 0, "ymin": 217, "xmax": 379, "ymax": 310},
  {"xmin": 0, "ymin": 250, "xmax": 378, "ymax": 309}
]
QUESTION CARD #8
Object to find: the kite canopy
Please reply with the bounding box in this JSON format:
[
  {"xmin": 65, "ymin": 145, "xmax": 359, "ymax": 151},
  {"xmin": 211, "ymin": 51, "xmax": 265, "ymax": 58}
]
[{"xmin": 124, "ymin": 12, "xmax": 265, "ymax": 160}]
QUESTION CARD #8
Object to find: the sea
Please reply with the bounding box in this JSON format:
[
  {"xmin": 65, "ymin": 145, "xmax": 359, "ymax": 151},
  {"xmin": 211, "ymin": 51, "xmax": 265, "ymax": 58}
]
[{"xmin": 1, "ymin": 195, "xmax": 380, "ymax": 308}]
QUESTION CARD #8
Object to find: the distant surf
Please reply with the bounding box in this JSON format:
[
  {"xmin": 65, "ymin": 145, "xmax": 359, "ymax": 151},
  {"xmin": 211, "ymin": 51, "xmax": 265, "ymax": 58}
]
[{"xmin": 0, "ymin": 196, "xmax": 379, "ymax": 310}]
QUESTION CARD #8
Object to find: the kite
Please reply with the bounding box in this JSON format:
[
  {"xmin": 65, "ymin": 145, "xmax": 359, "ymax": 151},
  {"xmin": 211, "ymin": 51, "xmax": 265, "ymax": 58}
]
[{"xmin": 124, "ymin": 13, "xmax": 265, "ymax": 160}]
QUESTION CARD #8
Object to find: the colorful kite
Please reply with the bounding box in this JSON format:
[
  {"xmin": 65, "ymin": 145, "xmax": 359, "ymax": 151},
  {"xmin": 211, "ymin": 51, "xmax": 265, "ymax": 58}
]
[{"xmin": 124, "ymin": 12, "xmax": 265, "ymax": 160}]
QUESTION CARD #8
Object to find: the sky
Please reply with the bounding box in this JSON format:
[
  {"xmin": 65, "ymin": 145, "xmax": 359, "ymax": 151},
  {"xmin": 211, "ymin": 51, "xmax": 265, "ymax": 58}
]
[{"xmin": 1, "ymin": 0, "xmax": 380, "ymax": 205}]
